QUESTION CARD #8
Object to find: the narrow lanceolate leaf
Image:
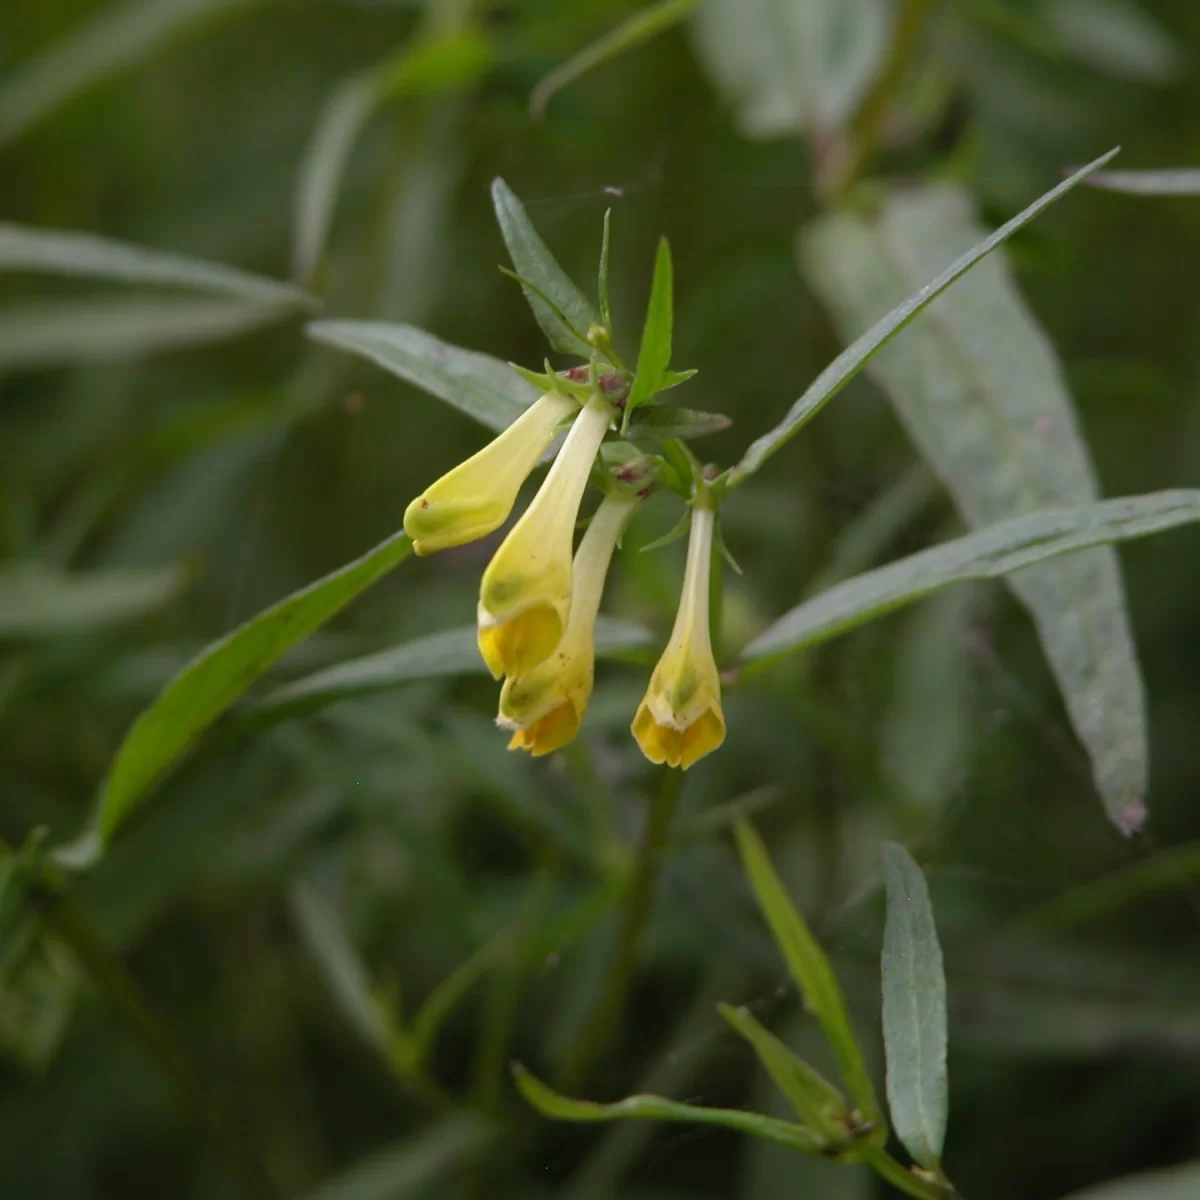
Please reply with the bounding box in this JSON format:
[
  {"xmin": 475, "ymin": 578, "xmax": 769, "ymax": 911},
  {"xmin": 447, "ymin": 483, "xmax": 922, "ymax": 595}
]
[
  {"xmin": 512, "ymin": 1065, "xmax": 822, "ymax": 1154},
  {"xmin": 725, "ymin": 148, "xmax": 1119, "ymax": 489},
  {"xmin": 733, "ymin": 821, "xmax": 884, "ymax": 1137},
  {"xmin": 0, "ymin": 0, "xmax": 271, "ymax": 148},
  {"xmin": 245, "ymin": 616, "xmax": 655, "ymax": 728},
  {"xmin": 86, "ymin": 532, "xmax": 413, "ymax": 855},
  {"xmin": 530, "ymin": 0, "xmax": 701, "ymax": 118},
  {"xmin": 0, "ymin": 563, "xmax": 186, "ymax": 637},
  {"xmin": 293, "ymin": 70, "xmax": 388, "ymax": 285},
  {"xmin": 1083, "ymin": 168, "xmax": 1200, "ymax": 195},
  {"xmin": 307, "ymin": 320, "xmax": 538, "ymax": 432},
  {"xmin": 800, "ymin": 181, "xmax": 1145, "ymax": 835},
  {"xmin": 1054, "ymin": 1162, "xmax": 1200, "ymax": 1200},
  {"xmin": 741, "ymin": 489, "xmax": 1200, "ymax": 669},
  {"xmin": 304, "ymin": 1115, "xmax": 493, "ymax": 1200},
  {"xmin": 879, "ymin": 843, "xmax": 948, "ymax": 1170},
  {"xmin": 691, "ymin": 0, "xmax": 889, "ymax": 139},
  {"xmin": 624, "ymin": 405, "xmax": 729, "ymax": 442},
  {"xmin": 490, "ymin": 178, "xmax": 598, "ymax": 357},
  {"xmin": 623, "ymin": 237, "xmax": 674, "ymax": 429},
  {"xmin": 0, "ymin": 298, "xmax": 293, "ymax": 369},
  {"xmin": 0, "ymin": 222, "xmax": 313, "ymax": 309},
  {"xmin": 717, "ymin": 1003, "xmax": 850, "ymax": 1143},
  {"xmin": 292, "ymin": 30, "xmax": 492, "ymax": 284},
  {"xmin": 288, "ymin": 880, "xmax": 394, "ymax": 1053}
]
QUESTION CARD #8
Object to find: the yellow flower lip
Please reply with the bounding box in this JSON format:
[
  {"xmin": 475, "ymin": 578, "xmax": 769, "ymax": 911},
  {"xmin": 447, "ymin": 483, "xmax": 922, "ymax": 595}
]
[
  {"xmin": 477, "ymin": 393, "xmax": 614, "ymax": 679},
  {"xmin": 404, "ymin": 391, "xmax": 575, "ymax": 556},
  {"xmin": 497, "ymin": 492, "xmax": 637, "ymax": 755},
  {"xmin": 631, "ymin": 506, "xmax": 726, "ymax": 770}
]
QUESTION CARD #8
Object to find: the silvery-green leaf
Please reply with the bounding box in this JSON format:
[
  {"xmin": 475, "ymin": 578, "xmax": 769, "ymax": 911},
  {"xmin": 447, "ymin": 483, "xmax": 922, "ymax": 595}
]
[
  {"xmin": 1053, "ymin": 1163, "xmax": 1200, "ymax": 1200},
  {"xmin": 1084, "ymin": 168, "xmax": 1200, "ymax": 195},
  {"xmin": 307, "ymin": 319, "xmax": 537, "ymax": 431},
  {"xmin": 0, "ymin": 223, "xmax": 312, "ymax": 308},
  {"xmin": 1049, "ymin": 0, "xmax": 1182, "ymax": 82},
  {"xmin": 801, "ymin": 183, "xmax": 1146, "ymax": 835},
  {"xmin": 880, "ymin": 844, "xmax": 948, "ymax": 1170},
  {"xmin": 691, "ymin": 0, "xmax": 889, "ymax": 137}
]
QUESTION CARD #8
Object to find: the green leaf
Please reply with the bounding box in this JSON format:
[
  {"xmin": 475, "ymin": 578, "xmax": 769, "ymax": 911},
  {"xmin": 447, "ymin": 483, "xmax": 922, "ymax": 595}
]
[
  {"xmin": 622, "ymin": 237, "xmax": 674, "ymax": 430},
  {"xmin": 1049, "ymin": 0, "xmax": 1182, "ymax": 82},
  {"xmin": 733, "ymin": 820, "xmax": 884, "ymax": 1135},
  {"xmin": 800, "ymin": 183, "xmax": 1146, "ymax": 835},
  {"xmin": 304, "ymin": 1115, "xmax": 493, "ymax": 1200},
  {"xmin": 623, "ymin": 405, "xmax": 730, "ymax": 441},
  {"xmin": 1053, "ymin": 1162, "xmax": 1200, "ymax": 1200},
  {"xmin": 1083, "ymin": 168, "xmax": 1200, "ymax": 195},
  {"xmin": 879, "ymin": 844, "xmax": 948, "ymax": 1170},
  {"xmin": 0, "ymin": 222, "xmax": 314, "ymax": 308},
  {"xmin": 292, "ymin": 30, "xmax": 492, "ymax": 284},
  {"xmin": 1022, "ymin": 840, "xmax": 1200, "ymax": 935},
  {"xmin": 741, "ymin": 489, "xmax": 1200, "ymax": 691},
  {"xmin": 725, "ymin": 148, "xmax": 1120, "ymax": 488},
  {"xmin": 490, "ymin": 178, "xmax": 598, "ymax": 357},
  {"xmin": 513, "ymin": 1064, "xmax": 822, "ymax": 1154},
  {"xmin": 80, "ymin": 531, "xmax": 413, "ymax": 857},
  {"xmin": 0, "ymin": 297, "xmax": 294, "ymax": 369},
  {"xmin": 292, "ymin": 70, "xmax": 389, "ymax": 287},
  {"xmin": 692, "ymin": 0, "xmax": 889, "ymax": 138},
  {"xmin": 0, "ymin": 562, "xmax": 186, "ymax": 637},
  {"xmin": 717, "ymin": 1003, "xmax": 850, "ymax": 1143},
  {"xmin": 307, "ymin": 319, "xmax": 538, "ymax": 432},
  {"xmin": 410, "ymin": 932, "xmax": 506, "ymax": 1060},
  {"xmin": 598, "ymin": 208, "xmax": 614, "ymax": 333},
  {"xmin": 530, "ymin": 0, "xmax": 702, "ymax": 118},
  {"xmin": 288, "ymin": 879, "xmax": 396, "ymax": 1054},
  {"xmin": 0, "ymin": 0, "xmax": 274, "ymax": 148},
  {"xmin": 246, "ymin": 616, "xmax": 654, "ymax": 728}
]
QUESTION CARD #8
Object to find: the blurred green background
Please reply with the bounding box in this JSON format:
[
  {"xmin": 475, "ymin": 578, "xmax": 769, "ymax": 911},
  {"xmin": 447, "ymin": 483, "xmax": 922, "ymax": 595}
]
[{"xmin": 4, "ymin": 0, "xmax": 1200, "ymax": 1197}]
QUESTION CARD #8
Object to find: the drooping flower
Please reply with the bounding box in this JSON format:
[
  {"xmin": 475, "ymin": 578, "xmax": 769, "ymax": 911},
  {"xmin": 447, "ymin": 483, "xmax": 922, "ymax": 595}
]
[
  {"xmin": 477, "ymin": 393, "xmax": 613, "ymax": 679},
  {"xmin": 498, "ymin": 491, "xmax": 637, "ymax": 756},
  {"xmin": 632, "ymin": 505, "xmax": 725, "ymax": 769},
  {"xmin": 404, "ymin": 391, "xmax": 576, "ymax": 556}
]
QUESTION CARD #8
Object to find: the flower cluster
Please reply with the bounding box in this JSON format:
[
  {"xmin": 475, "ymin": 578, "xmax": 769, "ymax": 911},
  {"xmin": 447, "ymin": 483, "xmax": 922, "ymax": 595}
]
[{"xmin": 404, "ymin": 386, "xmax": 725, "ymax": 768}]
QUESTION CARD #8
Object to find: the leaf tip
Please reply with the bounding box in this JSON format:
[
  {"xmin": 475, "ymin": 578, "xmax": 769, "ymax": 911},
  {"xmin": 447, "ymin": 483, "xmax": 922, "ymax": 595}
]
[{"xmin": 1114, "ymin": 797, "xmax": 1147, "ymax": 838}]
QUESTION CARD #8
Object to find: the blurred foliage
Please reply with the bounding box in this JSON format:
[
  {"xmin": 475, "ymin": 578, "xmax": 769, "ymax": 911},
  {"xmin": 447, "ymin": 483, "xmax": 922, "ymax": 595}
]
[{"xmin": 4, "ymin": 0, "xmax": 1200, "ymax": 1197}]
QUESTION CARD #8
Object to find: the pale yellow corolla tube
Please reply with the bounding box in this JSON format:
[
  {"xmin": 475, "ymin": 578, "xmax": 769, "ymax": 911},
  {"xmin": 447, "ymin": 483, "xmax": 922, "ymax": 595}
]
[
  {"xmin": 631, "ymin": 505, "xmax": 726, "ymax": 769},
  {"xmin": 403, "ymin": 391, "xmax": 577, "ymax": 556},
  {"xmin": 477, "ymin": 392, "xmax": 613, "ymax": 679},
  {"xmin": 498, "ymin": 491, "xmax": 637, "ymax": 756}
]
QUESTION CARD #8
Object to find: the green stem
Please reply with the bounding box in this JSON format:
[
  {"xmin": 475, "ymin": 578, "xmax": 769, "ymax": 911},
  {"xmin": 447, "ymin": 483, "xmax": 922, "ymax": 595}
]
[
  {"xmin": 859, "ymin": 1146, "xmax": 957, "ymax": 1200},
  {"xmin": 821, "ymin": 0, "xmax": 936, "ymax": 199},
  {"xmin": 557, "ymin": 766, "xmax": 685, "ymax": 1090},
  {"xmin": 32, "ymin": 882, "xmax": 286, "ymax": 1200}
]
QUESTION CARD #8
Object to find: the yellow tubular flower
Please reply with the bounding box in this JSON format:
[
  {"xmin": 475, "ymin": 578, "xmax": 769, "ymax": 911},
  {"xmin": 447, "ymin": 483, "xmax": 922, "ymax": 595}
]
[
  {"xmin": 404, "ymin": 391, "xmax": 577, "ymax": 556},
  {"xmin": 498, "ymin": 492, "xmax": 637, "ymax": 756},
  {"xmin": 477, "ymin": 393, "xmax": 613, "ymax": 679},
  {"xmin": 632, "ymin": 506, "xmax": 726, "ymax": 769}
]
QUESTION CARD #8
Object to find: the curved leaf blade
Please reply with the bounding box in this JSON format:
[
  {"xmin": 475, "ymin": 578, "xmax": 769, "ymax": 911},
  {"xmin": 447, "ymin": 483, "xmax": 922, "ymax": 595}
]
[
  {"xmin": 0, "ymin": 223, "xmax": 313, "ymax": 309},
  {"xmin": 1055, "ymin": 1162, "xmax": 1200, "ymax": 1200},
  {"xmin": 880, "ymin": 844, "xmax": 947, "ymax": 1170},
  {"xmin": 87, "ymin": 532, "xmax": 413, "ymax": 854},
  {"xmin": 741, "ymin": 489, "xmax": 1200, "ymax": 669},
  {"xmin": 734, "ymin": 820, "xmax": 884, "ymax": 1135},
  {"xmin": 0, "ymin": 563, "xmax": 186, "ymax": 636},
  {"xmin": 531, "ymin": 0, "xmax": 701, "ymax": 118},
  {"xmin": 490, "ymin": 178, "xmax": 597, "ymax": 357},
  {"xmin": 801, "ymin": 181, "xmax": 1147, "ymax": 835},
  {"xmin": 0, "ymin": 0, "xmax": 271, "ymax": 148},
  {"xmin": 725, "ymin": 148, "xmax": 1120, "ymax": 488},
  {"xmin": 307, "ymin": 319, "xmax": 537, "ymax": 431},
  {"xmin": 1083, "ymin": 168, "xmax": 1200, "ymax": 195},
  {"xmin": 247, "ymin": 616, "xmax": 654, "ymax": 727},
  {"xmin": 513, "ymin": 1065, "xmax": 822, "ymax": 1154}
]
